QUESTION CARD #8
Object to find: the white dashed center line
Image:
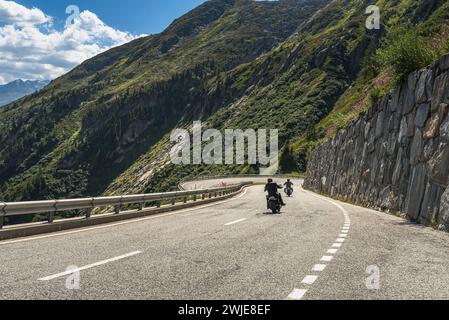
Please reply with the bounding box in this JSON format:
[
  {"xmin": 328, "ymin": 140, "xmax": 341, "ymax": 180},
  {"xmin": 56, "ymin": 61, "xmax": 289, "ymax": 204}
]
[
  {"xmin": 38, "ymin": 251, "xmax": 142, "ymax": 281},
  {"xmin": 321, "ymin": 255, "xmax": 334, "ymax": 262},
  {"xmin": 312, "ymin": 264, "xmax": 327, "ymax": 272},
  {"xmin": 287, "ymin": 289, "xmax": 308, "ymax": 300},
  {"xmin": 288, "ymin": 189, "xmax": 352, "ymax": 300},
  {"xmin": 224, "ymin": 218, "xmax": 247, "ymax": 226},
  {"xmin": 302, "ymin": 275, "xmax": 318, "ymax": 285}
]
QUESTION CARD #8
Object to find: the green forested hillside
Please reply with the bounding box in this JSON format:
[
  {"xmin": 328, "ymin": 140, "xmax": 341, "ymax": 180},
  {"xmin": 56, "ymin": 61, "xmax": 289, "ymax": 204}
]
[
  {"xmin": 0, "ymin": 0, "xmax": 328, "ymax": 203},
  {"xmin": 291, "ymin": 0, "xmax": 449, "ymax": 162},
  {"xmin": 1, "ymin": 0, "xmax": 449, "ymax": 212},
  {"xmin": 107, "ymin": 0, "xmax": 449, "ymax": 195}
]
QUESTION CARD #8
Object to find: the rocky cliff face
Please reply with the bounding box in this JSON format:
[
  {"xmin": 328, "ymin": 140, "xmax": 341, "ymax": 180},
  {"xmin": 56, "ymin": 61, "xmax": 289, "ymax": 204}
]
[{"xmin": 304, "ymin": 54, "xmax": 449, "ymax": 230}]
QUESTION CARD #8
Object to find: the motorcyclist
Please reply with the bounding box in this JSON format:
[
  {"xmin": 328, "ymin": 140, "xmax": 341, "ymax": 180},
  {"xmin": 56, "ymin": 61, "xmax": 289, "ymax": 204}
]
[
  {"xmin": 264, "ymin": 178, "xmax": 286, "ymax": 207},
  {"xmin": 284, "ymin": 179, "xmax": 294, "ymax": 194}
]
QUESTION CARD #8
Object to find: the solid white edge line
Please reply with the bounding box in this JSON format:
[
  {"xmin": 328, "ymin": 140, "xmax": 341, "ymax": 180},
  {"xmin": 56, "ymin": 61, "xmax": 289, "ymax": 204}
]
[
  {"xmin": 1, "ymin": 188, "xmax": 250, "ymax": 246},
  {"xmin": 38, "ymin": 251, "xmax": 142, "ymax": 281},
  {"xmin": 303, "ymin": 189, "xmax": 350, "ymax": 216}
]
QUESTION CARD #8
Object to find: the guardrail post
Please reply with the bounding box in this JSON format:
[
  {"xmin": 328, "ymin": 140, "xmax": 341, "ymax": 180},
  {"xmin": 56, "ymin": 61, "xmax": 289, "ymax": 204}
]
[
  {"xmin": 114, "ymin": 205, "xmax": 121, "ymax": 214},
  {"xmin": 157, "ymin": 201, "xmax": 161, "ymax": 208},
  {"xmin": 48, "ymin": 201, "xmax": 57, "ymax": 223},
  {"xmin": 209, "ymin": 193, "xmax": 212, "ymax": 199},
  {"xmin": 193, "ymin": 195, "xmax": 197, "ymax": 202},
  {"xmin": 171, "ymin": 198, "xmax": 176, "ymax": 206},
  {"xmin": 202, "ymin": 194, "xmax": 205, "ymax": 200},
  {"xmin": 183, "ymin": 197, "xmax": 187, "ymax": 204},
  {"xmin": 86, "ymin": 208, "xmax": 92, "ymax": 220},
  {"xmin": 138, "ymin": 202, "xmax": 144, "ymax": 211},
  {"xmin": 0, "ymin": 203, "xmax": 4, "ymax": 229}
]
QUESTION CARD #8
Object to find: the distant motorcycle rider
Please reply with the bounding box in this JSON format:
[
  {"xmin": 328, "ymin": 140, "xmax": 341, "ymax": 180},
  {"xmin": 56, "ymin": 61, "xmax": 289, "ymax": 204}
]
[
  {"xmin": 284, "ymin": 179, "xmax": 294, "ymax": 193},
  {"xmin": 264, "ymin": 179, "xmax": 286, "ymax": 207}
]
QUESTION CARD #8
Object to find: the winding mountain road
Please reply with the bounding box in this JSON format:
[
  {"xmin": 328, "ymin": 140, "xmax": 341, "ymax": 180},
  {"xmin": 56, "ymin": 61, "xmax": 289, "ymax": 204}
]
[{"xmin": 1, "ymin": 178, "xmax": 449, "ymax": 300}]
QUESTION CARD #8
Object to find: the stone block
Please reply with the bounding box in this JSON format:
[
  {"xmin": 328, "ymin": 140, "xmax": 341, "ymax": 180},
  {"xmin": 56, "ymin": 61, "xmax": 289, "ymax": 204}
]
[
  {"xmin": 419, "ymin": 182, "xmax": 442, "ymax": 225},
  {"xmin": 424, "ymin": 112, "xmax": 440, "ymax": 139},
  {"xmin": 431, "ymin": 73, "xmax": 449, "ymax": 112},
  {"xmin": 438, "ymin": 186, "xmax": 449, "ymax": 228},
  {"xmin": 410, "ymin": 129, "xmax": 423, "ymax": 165},
  {"xmin": 406, "ymin": 113, "xmax": 415, "ymax": 137},
  {"xmin": 400, "ymin": 72, "xmax": 418, "ymax": 116},
  {"xmin": 414, "ymin": 103, "xmax": 430, "ymax": 128},
  {"xmin": 427, "ymin": 142, "xmax": 449, "ymax": 186},
  {"xmin": 405, "ymin": 164, "xmax": 427, "ymax": 220},
  {"xmin": 416, "ymin": 70, "xmax": 430, "ymax": 103}
]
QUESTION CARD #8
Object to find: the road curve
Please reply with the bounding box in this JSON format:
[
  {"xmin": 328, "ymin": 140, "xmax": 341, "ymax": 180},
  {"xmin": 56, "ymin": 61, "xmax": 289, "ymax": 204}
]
[{"xmin": 1, "ymin": 177, "xmax": 449, "ymax": 300}]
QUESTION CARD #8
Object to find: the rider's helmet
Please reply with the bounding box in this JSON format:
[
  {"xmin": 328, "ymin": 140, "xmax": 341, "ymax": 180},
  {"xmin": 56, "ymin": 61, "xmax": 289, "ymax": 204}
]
[
  {"xmin": 287, "ymin": 179, "xmax": 291, "ymax": 182},
  {"xmin": 268, "ymin": 178, "xmax": 273, "ymax": 183}
]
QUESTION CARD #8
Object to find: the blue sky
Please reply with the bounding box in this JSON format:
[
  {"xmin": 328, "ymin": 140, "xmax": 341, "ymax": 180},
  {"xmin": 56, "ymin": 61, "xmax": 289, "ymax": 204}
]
[
  {"xmin": 16, "ymin": 0, "xmax": 207, "ymax": 35},
  {"xmin": 0, "ymin": 0, "xmax": 207, "ymax": 84}
]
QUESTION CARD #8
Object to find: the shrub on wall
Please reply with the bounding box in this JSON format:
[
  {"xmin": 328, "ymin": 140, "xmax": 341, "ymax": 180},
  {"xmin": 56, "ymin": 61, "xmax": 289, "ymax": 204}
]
[{"xmin": 376, "ymin": 24, "xmax": 449, "ymax": 83}]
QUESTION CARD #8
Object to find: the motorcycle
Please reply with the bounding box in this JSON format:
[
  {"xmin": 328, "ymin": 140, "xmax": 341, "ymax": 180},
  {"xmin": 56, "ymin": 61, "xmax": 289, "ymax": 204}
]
[
  {"xmin": 267, "ymin": 196, "xmax": 282, "ymax": 214},
  {"xmin": 285, "ymin": 187, "xmax": 293, "ymax": 197}
]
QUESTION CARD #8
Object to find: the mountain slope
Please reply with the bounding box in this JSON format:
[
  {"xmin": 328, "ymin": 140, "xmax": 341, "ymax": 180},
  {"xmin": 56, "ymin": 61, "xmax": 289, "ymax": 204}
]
[
  {"xmin": 0, "ymin": 80, "xmax": 49, "ymax": 107},
  {"xmin": 2, "ymin": 0, "xmax": 448, "ymax": 218},
  {"xmin": 0, "ymin": 0, "xmax": 329, "ymax": 205},
  {"xmin": 290, "ymin": 0, "xmax": 449, "ymax": 167},
  {"xmin": 105, "ymin": 0, "xmax": 449, "ymax": 195}
]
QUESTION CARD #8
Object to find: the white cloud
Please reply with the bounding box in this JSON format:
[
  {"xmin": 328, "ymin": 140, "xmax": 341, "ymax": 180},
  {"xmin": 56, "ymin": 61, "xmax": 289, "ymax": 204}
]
[
  {"xmin": 0, "ymin": 1, "xmax": 143, "ymax": 84},
  {"xmin": 0, "ymin": 0, "xmax": 50, "ymax": 25}
]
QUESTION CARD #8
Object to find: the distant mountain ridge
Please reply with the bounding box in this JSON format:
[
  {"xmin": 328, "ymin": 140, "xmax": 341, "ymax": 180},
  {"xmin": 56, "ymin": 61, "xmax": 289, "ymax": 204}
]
[{"xmin": 0, "ymin": 79, "xmax": 50, "ymax": 107}]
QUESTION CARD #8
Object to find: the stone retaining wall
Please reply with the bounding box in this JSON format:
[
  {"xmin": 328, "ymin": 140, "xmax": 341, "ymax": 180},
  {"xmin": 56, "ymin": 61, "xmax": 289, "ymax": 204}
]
[{"xmin": 304, "ymin": 54, "xmax": 449, "ymax": 230}]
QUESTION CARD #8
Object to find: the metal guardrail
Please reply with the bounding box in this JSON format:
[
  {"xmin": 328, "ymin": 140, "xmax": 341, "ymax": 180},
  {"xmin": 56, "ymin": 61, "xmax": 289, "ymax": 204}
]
[
  {"xmin": 179, "ymin": 175, "xmax": 303, "ymax": 189},
  {"xmin": 180, "ymin": 174, "xmax": 303, "ymax": 181},
  {"xmin": 0, "ymin": 183, "xmax": 251, "ymax": 229}
]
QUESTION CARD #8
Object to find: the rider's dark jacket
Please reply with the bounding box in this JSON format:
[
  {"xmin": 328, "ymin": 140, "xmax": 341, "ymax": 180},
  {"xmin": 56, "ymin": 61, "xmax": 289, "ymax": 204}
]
[{"xmin": 264, "ymin": 182, "xmax": 282, "ymax": 197}]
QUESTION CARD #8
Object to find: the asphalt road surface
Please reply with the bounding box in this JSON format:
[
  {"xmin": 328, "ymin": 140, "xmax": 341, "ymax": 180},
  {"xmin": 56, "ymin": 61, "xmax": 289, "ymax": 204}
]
[{"xmin": 1, "ymin": 178, "xmax": 449, "ymax": 300}]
